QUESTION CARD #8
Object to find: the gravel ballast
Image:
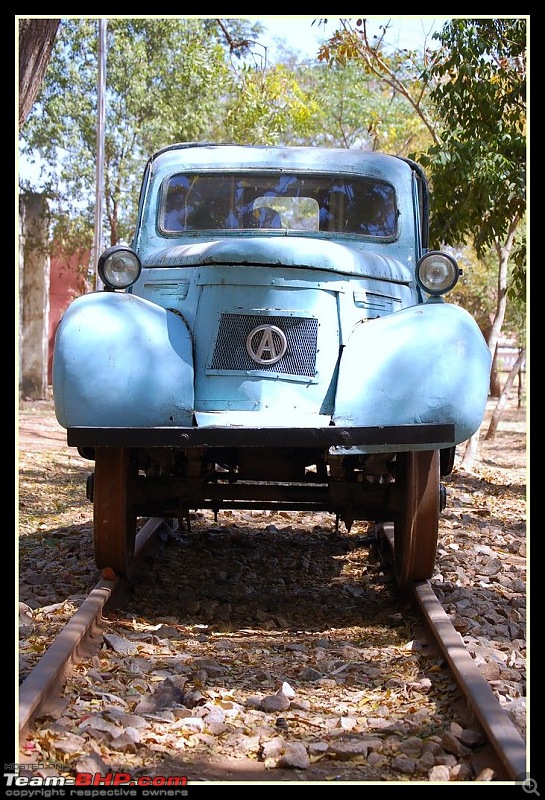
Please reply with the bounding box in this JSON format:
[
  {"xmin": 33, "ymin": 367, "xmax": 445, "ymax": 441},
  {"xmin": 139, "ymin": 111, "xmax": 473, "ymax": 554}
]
[{"xmin": 17, "ymin": 395, "xmax": 527, "ymax": 783}]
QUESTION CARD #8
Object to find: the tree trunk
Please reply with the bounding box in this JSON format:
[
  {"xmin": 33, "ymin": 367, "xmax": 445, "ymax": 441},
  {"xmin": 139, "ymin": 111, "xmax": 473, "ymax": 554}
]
[
  {"xmin": 18, "ymin": 18, "xmax": 60, "ymax": 128},
  {"xmin": 459, "ymin": 219, "xmax": 520, "ymax": 472},
  {"xmin": 459, "ymin": 425, "xmax": 483, "ymax": 473},
  {"xmin": 489, "ymin": 343, "xmax": 501, "ymax": 397},
  {"xmin": 485, "ymin": 349, "xmax": 526, "ymax": 440}
]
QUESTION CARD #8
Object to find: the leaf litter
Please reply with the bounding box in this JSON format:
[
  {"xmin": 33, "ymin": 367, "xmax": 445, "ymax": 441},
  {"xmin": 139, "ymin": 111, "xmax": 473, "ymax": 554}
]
[{"xmin": 17, "ymin": 395, "xmax": 527, "ymax": 782}]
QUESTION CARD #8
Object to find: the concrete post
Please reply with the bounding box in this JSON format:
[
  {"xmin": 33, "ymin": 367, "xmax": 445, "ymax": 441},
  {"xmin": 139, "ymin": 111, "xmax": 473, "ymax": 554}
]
[{"xmin": 19, "ymin": 192, "xmax": 50, "ymax": 399}]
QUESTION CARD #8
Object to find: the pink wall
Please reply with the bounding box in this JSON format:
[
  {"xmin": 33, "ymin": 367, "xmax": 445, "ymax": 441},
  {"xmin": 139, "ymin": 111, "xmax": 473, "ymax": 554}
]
[{"xmin": 48, "ymin": 249, "xmax": 90, "ymax": 384}]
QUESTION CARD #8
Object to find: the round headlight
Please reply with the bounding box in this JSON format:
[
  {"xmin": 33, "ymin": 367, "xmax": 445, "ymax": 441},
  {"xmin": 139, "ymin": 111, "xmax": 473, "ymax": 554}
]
[
  {"xmin": 416, "ymin": 251, "xmax": 460, "ymax": 296},
  {"xmin": 98, "ymin": 246, "xmax": 142, "ymax": 290}
]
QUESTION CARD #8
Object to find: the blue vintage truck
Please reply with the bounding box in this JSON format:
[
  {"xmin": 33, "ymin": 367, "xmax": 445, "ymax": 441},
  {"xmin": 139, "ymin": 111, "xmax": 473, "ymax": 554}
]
[{"xmin": 53, "ymin": 143, "xmax": 491, "ymax": 586}]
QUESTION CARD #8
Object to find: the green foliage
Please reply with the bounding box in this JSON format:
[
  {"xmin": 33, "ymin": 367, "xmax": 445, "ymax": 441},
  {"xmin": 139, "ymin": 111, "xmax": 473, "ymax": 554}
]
[
  {"xmin": 19, "ymin": 19, "xmax": 244, "ymax": 250},
  {"xmin": 448, "ymin": 244, "xmax": 495, "ymax": 333},
  {"xmin": 221, "ymin": 63, "xmax": 320, "ymax": 145},
  {"xmin": 449, "ymin": 241, "xmax": 525, "ymax": 343},
  {"xmin": 292, "ymin": 59, "xmax": 432, "ymax": 155},
  {"xmin": 420, "ymin": 19, "xmax": 526, "ymax": 266},
  {"xmin": 20, "ymin": 17, "xmax": 334, "ymax": 252},
  {"xmin": 316, "ymin": 19, "xmax": 441, "ymax": 151}
]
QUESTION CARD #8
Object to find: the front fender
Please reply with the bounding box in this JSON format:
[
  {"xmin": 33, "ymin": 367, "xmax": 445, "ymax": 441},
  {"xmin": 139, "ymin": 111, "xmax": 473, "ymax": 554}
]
[
  {"xmin": 333, "ymin": 301, "xmax": 491, "ymax": 445},
  {"xmin": 53, "ymin": 292, "xmax": 194, "ymax": 428}
]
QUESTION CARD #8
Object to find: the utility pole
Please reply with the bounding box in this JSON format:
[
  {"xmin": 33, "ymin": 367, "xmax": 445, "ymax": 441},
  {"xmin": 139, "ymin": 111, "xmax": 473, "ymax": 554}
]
[{"xmin": 93, "ymin": 18, "xmax": 107, "ymax": 290}]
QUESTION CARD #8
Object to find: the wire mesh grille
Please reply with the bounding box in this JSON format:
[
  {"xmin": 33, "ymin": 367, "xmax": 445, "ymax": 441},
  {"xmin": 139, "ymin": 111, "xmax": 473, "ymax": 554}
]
[{"xmin": 210, "ymin": 314, "xmax": 318, "ymax": 377}]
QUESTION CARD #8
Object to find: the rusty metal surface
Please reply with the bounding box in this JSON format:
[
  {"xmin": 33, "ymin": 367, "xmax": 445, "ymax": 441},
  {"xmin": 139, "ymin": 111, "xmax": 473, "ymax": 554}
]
[
  {"xmin": 67, "ymin": 423, "xmax": 456, "ymax": 449},
  {"xmin": 412, "ymin": 579, "xmax": 527, "ymax": 781},
  {"xmin": 379, "ymin": 521, "xmax": 526, "ymax": 781},
  {"xmin": 18, "ymin": 518, "xmax": 165, "ymax": 739},
  {"xmin": 18, "ymin": 583, "xmax": 112, "ymax": 737},
  {"xmin": 20, "ymin": 516, "xmax": 526, "ymax": 781}
]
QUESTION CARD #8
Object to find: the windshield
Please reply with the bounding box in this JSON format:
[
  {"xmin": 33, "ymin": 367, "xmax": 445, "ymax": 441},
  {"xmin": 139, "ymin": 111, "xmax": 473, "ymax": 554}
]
[{"xmin": 160, "ymin": 172, "xmax": 398, "ymax": 238}]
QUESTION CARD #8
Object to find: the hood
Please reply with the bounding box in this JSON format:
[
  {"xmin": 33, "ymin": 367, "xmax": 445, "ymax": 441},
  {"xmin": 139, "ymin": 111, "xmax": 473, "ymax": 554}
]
[{"xmin": 141, "ymin": 236, "xmax": 414, "ymax": 284}]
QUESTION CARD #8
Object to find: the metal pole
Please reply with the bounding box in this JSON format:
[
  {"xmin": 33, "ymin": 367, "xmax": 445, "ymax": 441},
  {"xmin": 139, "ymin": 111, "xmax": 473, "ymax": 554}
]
[{"xmin": 93, "ymin": 19, "xmax": 107, "ymax": 290}]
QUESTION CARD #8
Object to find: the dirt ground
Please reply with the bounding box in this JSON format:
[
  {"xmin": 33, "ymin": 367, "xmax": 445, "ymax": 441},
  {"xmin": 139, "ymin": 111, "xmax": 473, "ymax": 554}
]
[
  {"xmin": 16, "ymin": 390, "xmax": 528, "ymax": 784},
  {"xmin": 18, "ymin": 393, "xmax": 67, "ymax": 450}
]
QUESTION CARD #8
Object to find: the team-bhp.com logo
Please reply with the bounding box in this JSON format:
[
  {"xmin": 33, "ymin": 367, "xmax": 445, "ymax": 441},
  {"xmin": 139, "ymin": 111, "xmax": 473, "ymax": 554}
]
[{"xmin": 4, "ymin": 772, "xmax": 188, "ymax": 795}]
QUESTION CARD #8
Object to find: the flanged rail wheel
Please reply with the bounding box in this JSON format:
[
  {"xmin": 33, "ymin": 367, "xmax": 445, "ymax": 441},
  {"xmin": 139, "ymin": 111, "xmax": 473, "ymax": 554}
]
[
  {"xmin": 394, "ymin": 449, "xmax": 440, "ymax": 589},
  {"xmin": 93, "ymin": 447, "xmax": 138, "ymax": 578}
]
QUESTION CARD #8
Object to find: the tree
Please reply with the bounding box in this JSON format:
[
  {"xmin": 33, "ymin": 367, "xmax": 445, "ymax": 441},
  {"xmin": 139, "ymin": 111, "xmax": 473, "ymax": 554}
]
[
  {"xmin": 19, "ymin": 17, "xmax": 325, "ymax": 254},
  {"xmin": 317, "ymin": 17, "xmax": 527, "ymax": 464},
  {"xmin": 19, "ymin": 18, "xmax": 261, "ymax": 253},
  {"xmin": 419, "ymin": 18, "xmax": 526, "ymax": 466},
  {"xmin": 18, "ymin": 18, "xmax": 60, "ymax": 128},
  {"xmin": 220, "ymin": 62, "xmax": 321, "ymax": 145},
  {"xmin": 316, "ymin": 18, "xmax": 440, "ymax": 147},
  {"xmin": 288, "ymin": 56, "xmax": 432, "ymax": 155},
  {"xmin": 448, "ymin": 240, "xmax": 525, "ymax": 398},
  {"xmin": 485, "ymin": 348, "xmax": 526, "ymax": 440},
  {"xmin": 421, "ymin": 19, "xmax": 526, "ymax": 350}
]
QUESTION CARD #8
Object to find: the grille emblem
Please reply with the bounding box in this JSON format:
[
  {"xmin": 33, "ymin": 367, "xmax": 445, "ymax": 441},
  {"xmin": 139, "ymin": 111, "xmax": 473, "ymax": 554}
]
[{"xmin": 246, "ymin": 325, "xmax": 287, "ymax": 365}]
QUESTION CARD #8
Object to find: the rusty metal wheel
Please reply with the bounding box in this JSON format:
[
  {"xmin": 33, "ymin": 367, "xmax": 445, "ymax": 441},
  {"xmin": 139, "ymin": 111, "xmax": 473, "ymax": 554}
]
[
  {"xmin": 394, "ymin": 449, "xmax": 440, "ymax": 589},
  {"xmin": 93, "ymin": 447, "xmax": 137, "ymax": 578}
]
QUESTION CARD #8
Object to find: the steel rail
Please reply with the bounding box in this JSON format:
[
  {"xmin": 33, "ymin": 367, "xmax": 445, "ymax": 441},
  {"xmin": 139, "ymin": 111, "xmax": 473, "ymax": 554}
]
[
  {"xmin": 19, "ymin": 516, "xmax": 527, "ymax": 782},
  {"xmin": 18, "ymin": 517, "xmax": 165, "ymax": 739},
  {"xmin": 380, "ymin": 522, "xmax": 527, "ymax": 782},
  {"xmin": 412, "ymin": 578, "xmax": 527, "ymax": 781}
]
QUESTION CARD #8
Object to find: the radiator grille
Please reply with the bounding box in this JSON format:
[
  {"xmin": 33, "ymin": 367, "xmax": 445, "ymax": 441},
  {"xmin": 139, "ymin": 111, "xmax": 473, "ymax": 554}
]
[{"xmin": 210, "ymin": 314, "xmax": 318, "ymax": 377}]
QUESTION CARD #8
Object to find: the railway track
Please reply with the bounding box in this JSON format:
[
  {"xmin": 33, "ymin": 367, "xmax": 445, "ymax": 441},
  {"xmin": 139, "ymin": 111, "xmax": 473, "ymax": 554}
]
[
  {"xmin": 18, "ymin": 517, "xmax": 167, "ymax": 740},
  {"xmin": 18, "ymin": 515, "xmax": 527, "ymax": 784},
  {"xmin": 381, "ymin": 523, "xmax": 526, "ymax": 782}
]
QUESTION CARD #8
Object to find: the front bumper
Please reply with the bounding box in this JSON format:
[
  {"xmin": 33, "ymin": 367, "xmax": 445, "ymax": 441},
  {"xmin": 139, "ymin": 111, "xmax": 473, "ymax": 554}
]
[{"xmin": 67, "ymin": 422, "xmax": 455, "ymax": 451}]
